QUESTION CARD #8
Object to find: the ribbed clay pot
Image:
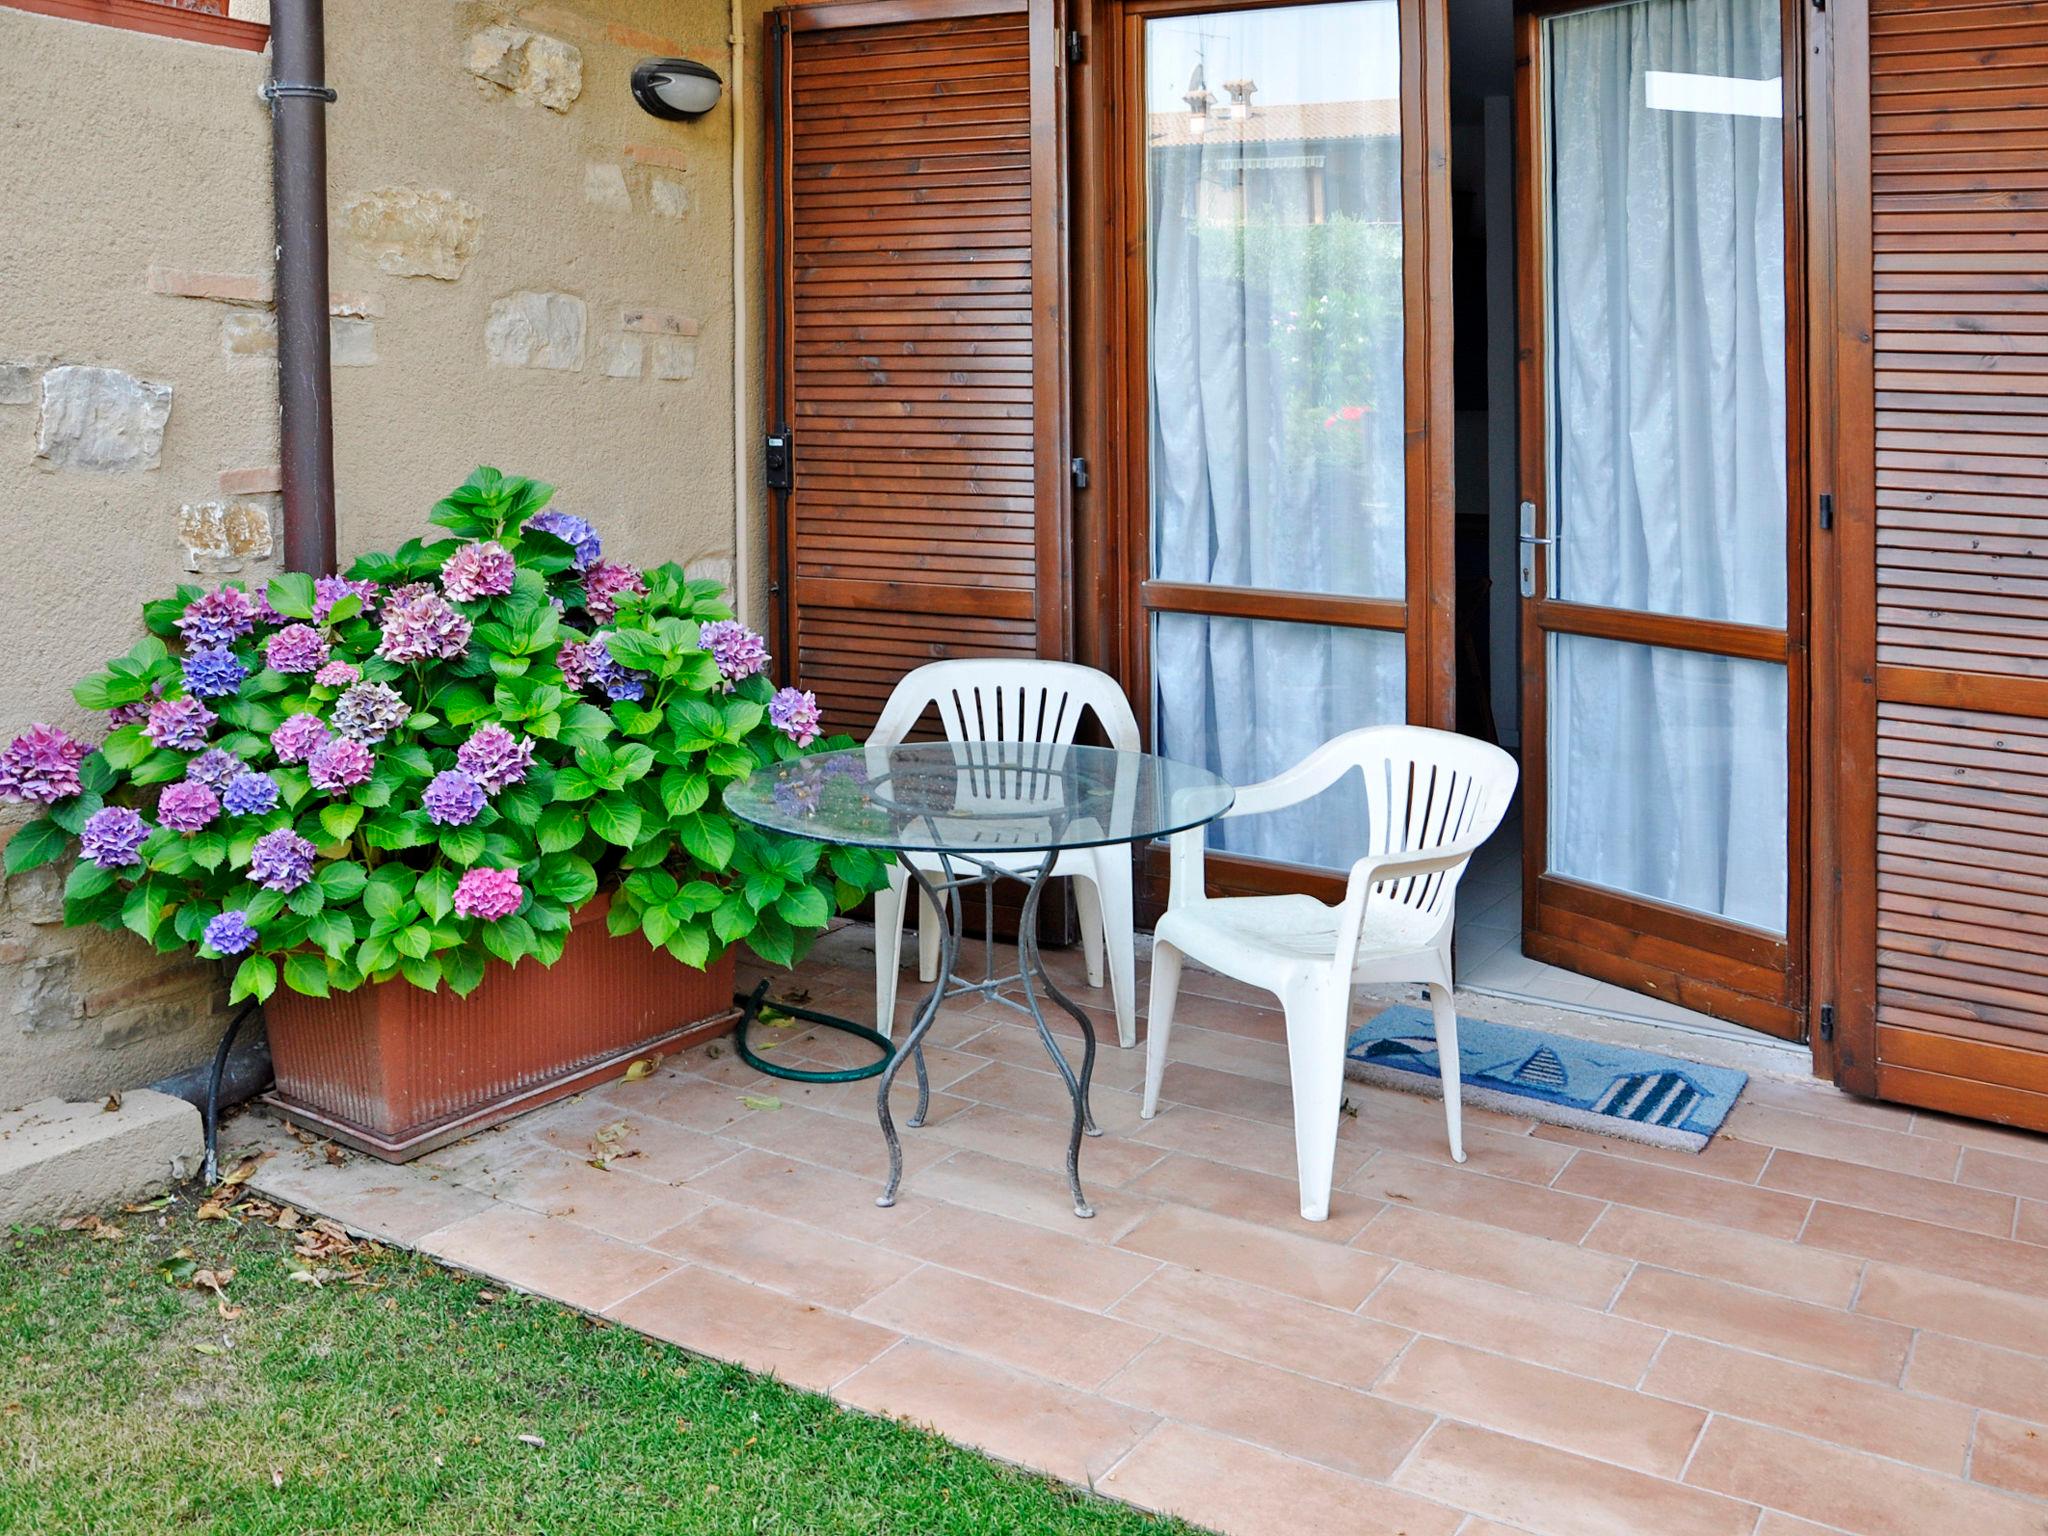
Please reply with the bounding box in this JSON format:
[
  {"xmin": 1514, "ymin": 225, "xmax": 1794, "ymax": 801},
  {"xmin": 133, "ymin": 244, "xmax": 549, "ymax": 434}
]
[{"xmin": 261, "ymin": 894, "xmax": 738, "ymax": 1161}]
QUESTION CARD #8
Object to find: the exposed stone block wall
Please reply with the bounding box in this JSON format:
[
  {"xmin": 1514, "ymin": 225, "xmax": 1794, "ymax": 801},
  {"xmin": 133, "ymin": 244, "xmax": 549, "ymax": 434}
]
[{"xmin": 0, "ymin": 0, "xmax": 740, "ymax": 1107}]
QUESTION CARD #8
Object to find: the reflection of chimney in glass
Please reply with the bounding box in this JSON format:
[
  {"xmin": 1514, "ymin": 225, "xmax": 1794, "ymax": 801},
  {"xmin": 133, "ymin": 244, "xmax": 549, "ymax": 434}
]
[
  {"xmin": 1185, "ymin": 62, "xmax": 1213, "ymax": 133},
  {"xmin": 1221, "ymin": 77, "xmax": 1257, "ymax": 121}
]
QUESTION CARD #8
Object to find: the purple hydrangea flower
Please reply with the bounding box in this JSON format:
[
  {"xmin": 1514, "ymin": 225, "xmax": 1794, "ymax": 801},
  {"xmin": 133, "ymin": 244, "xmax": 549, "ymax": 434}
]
[
  {"xmin": 264, "ymin": 624, "xmax": 330, "ymax": 674},
  {"xmin": 773, "ymin": 776, "xmax": 824, "ymax": 818},
  {"xmin": 377, "ymin": 589, "xmax": 473, "ymax": 664},
  {"xmin": 80, "ymin": 805, "xmax": 149, "ymax": 869},
  {"xmin": 185, "ymin": 748, "xmax": 244, "ymax": 790},
  {"xmin": 0, "ymin": 725, "xmax": 90, "ymax": 804},
  {"xmin": 145, "ymin": 697, "xmax": 216, "ymax": 752},
  {"xmin": 422, "ymin": 769, "xmax": 486, "ymax": 826},
  {"xmin": 698, "ymin": 620, "xmax": 770, "ymax": 692},
  {"xmin": 106, "ymin": 696, "xmax": 154, "ymax": 727},
  {"xmin": 181, "ymin": 647, "xmax": 249, "ymax": 700},
  {"xmin": 270, "ymin": 712, "xmax": 330, "ymax": 764},
  {"xmin": 453, "ymin": 867, "xmax": 524, "ymax": 921},
  {"xmin": 586, "ymin": 641, "xmax": 646, "ymax": 703},
  {"xmin": 314, "ymin": 575, "xmax": 379, "ymax": 622},
  {"xmin": 249, "ymin": 589, "xmax": 284, "ymax": 627},
  {"xmin": 203, "ymin": 910, "xmax": 259, "ymax": 957},
  {"xmin": 769, "ymin": 687, "xmax": 823, "ymax": 748},
  {"xmin": 306, "ymin": 736, "xmax": 373, "ymax": 795},
  {"xmin": 528, "ymin": 508, "xmax": 602, "ymax": 571},
  {"xmin": 456, "ymin": 725, "xmax": 535, "ymax": 793},
  {"xmin": 248, "ymin": 828, "xmax": 317, "ymax": 892},
  {"xmin": 557, "ymin": 639, "xmax": 596, "ymax": 691},
  {"xmin": 441, "ymin": 541, "xmax": 517, "ymax": 602},
  {"xmin": 220, "ymin": 772, "xmax": 279, "ymax": 817},
  {"xmin": 177, "ymin": 586, "xmax": 257, "ymax": 648},
  {"xmin": 157, "ymin": 781, "xmax": 220, "ymax": 833},
  {"xmin": 313, "ymin": 660, "xmax": 359, "ymax": 689},
  {"xmin": 583, "ymin": 562, "xmax": 646, "ymax": 623},
  {"xmin": 330, "ymin": 681, "xmax": 411, "ymax": 744}
]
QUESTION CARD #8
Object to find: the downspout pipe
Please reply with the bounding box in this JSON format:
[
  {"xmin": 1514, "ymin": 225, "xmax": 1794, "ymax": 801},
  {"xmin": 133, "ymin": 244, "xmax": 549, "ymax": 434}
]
[{"xmin": 267, "ymin": 0, "xmax": 339, "ymax": 576}]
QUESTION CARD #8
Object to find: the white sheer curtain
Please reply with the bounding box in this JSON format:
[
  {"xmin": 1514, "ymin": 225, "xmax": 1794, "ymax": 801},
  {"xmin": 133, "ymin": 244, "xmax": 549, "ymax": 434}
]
[
  {"xmin": 1545, "ymin": 0, "xmax": 1788, "ymax": 930},
  {"xmin": 1145, "ymin": 2, "xmax": 1408, "ymax": 866}
]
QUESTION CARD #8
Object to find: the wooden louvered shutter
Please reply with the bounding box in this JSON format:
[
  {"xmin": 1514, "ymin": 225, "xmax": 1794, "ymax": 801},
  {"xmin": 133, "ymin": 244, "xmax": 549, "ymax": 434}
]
[
  {"xmin": 1825, "ymin": 0, "xmax": 2048, "ymax": 1124},
  {"xmin": 764, "ymin": 0, "xmax": 1068, "ymax": 738}
]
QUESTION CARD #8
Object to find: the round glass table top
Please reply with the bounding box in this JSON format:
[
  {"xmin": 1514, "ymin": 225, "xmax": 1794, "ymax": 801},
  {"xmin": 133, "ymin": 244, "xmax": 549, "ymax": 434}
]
[{"xmin": 724, "ymin": 743, "xmax": 1236, "ymax": 855}]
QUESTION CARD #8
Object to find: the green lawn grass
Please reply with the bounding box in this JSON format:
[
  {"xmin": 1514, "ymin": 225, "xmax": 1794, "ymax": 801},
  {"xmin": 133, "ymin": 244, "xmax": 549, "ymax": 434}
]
[{"xmin": 0, "ymin": 1193, "xmax": 1195, "ymax": 1535}]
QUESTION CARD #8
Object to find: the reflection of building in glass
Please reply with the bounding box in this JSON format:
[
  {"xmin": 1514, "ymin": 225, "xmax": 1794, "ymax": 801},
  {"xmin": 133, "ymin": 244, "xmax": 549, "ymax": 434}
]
[{"xmin": 1148, "ymin": 79, "xmax": 1401, "ymax": 225}]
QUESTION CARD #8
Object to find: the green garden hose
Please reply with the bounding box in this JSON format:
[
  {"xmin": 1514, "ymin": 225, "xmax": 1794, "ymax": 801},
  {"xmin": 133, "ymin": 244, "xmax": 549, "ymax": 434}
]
[{"xmin": 731, "ymin": 978, "xmax": 895, "ymax": 1083}]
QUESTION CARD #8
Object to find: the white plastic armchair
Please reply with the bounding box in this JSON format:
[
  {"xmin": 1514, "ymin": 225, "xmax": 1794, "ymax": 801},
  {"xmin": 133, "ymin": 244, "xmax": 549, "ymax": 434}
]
[
  {"xmin": 1143, "ymin": 725, "xmax": 1519, "ymax": 1221},
  {"xmin": 869, "ymin": 660, "xmax": 1142, "ymax": 1046}
]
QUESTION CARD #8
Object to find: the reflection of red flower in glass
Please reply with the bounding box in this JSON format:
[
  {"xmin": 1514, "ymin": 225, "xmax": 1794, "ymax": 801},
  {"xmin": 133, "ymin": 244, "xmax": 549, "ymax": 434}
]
[
  {"xmin": 1338, "ymin": 404, "xmax": 1369, "ymax": 421},
  {"xmin": 1322, "ymin": 415, "xmax": 1338, "ymax": 429}
]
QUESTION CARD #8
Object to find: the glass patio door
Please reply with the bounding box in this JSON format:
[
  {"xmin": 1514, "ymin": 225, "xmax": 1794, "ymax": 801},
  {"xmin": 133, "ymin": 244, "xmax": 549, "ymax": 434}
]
[
  {"xmin": 1116, "ymin": 0, "xmax": 1454, "ymax": 890},
  {"xmin": 1519, "ymin": 0, "xmax": 1805, "ymax": 1036}
]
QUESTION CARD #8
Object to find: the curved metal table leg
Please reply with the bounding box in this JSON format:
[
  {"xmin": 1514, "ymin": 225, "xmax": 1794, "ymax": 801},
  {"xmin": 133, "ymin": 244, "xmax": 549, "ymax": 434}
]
[
  {"xmin": 1013, "ymin": 853, "xmax": 1100, "ymax": 1218},
  {"xmin": 874, "ymin": 853, "xmax": 958, "ymax": 1208}
]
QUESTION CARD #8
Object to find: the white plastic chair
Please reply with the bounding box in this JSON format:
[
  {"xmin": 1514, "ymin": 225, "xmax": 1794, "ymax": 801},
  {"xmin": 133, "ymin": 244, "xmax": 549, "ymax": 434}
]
[
  {"xmin": 1142, "ymin": 725, "xmax": 1519, "ymax": 1221},
  {"xmin": 870, "ymin": 660, "xmax": 1141, "ymax": 1047}
]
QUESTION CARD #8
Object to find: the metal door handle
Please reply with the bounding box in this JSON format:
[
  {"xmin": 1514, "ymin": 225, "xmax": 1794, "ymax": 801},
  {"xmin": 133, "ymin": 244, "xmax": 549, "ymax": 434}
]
[{"xmin": 1517, "ymin": 500, "xmax": 1553, "ymax": 597}]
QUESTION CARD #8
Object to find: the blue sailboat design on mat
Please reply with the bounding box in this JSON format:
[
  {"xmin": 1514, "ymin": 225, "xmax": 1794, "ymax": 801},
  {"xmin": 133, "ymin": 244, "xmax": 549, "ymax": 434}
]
[{"xmin": 1345, "ymin": 1005, "xmax": 1745, "ymax": 1150}]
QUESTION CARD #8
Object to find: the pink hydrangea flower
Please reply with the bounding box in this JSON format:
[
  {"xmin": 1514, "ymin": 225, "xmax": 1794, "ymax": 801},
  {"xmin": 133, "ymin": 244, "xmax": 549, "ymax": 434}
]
[
  {"xmin": 441, "ymin": 541, "xmax": 517, "ymax": 602},
  {"xmin": 456, "ymin": 725, "xmax": 535, "ymax": 793},
  {"xmin": 157, "ymin": 780, "xmax": 221, "ymax": 833},
  {"xmin": 314, "ymin": 660, "xmax": 360, "ymax": 689},
  {"xmin": 698, "ymin": 620, "xmax": 769, "ymax": 692},
  {"xmin": 265, "ymin": 623, "xmax": 330, "ymax": 674},
  {"xmin": 557, "ymin": 640, "xmax": 595, "ymax": 691},
  {"xmin": 0, "ymin": 725, "xmax": 90, "ymax": 804},
  {"xmin": 769, "ymin": 687, "xmax": 823, "ymax": 748},
  {"xmin": 177, "ymin": 586, "xmax": 258, "ymax": 648},
  {"xmin": 145, "ymin": 697, "xmax": 216, "ymax": 751},
  {"xmin": 452, "ymin": 867, "xmax": 524, "ymax": 922},
  {"xmin": 306, "ymin": 735, "xmax": 374, "ymax": 794},
  {"xmin": 377, "ymin": 589, "xmax": 473, "ymax": 664},
  {"xmin": 582, "ymin": 561, "xmax": 646, "ymax": 622},
  {"xmin": 270, "ymin": 712, "xmax": 330, "ymax": 764}
]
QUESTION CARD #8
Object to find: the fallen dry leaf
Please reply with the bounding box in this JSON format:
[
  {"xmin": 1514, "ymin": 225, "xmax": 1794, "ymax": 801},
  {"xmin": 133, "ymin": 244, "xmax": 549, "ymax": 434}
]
[
  {"xmin": 515, "ymin": 1434, "xmax": 546, "ymax": 1449},
  {"xmin": 740, "ymin": 1095, "xmax": 782, "ymax": 1112},
  {"xmin": 218, "ymin": 1158, "xmax": 262, "ymax": 1189},
  {"xmin": 195, "ymin": 1201, "xmax": 231, "ymax": 1222},
  {"xmin": 102, "ymin": 1092, "xmax": 122, "ymax": 1113},
  {"xmin": 621, "ymin": 1055, "xmax": 662, "ymax": 1082},
  {"xmin": 123, "ymin": 1195, "xmax": 173, "ymax": 1214}
]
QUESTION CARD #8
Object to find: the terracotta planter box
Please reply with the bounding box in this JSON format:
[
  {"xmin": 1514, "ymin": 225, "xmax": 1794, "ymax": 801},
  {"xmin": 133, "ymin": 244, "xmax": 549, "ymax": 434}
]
[{"xmin": 261, "ymin": 894, "xmax": 739, "ymax": 1162}]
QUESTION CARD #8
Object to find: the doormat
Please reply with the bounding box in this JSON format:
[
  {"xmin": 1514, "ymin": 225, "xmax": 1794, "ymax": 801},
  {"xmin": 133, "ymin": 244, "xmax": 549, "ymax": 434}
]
[{"xmin": 1345, "ymin": 1005, "xmax": 1747, "ymax": 1152}]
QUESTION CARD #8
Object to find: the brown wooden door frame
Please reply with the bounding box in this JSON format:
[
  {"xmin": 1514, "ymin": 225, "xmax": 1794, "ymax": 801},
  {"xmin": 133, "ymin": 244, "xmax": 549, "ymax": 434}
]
[
  {"xmin": 1074, "ymin": 0, "xmax": 1458, "ymax": 908},
  {"xmin": 1512, "ymin": 0, "xmax": 1814, "ymax": 1041},
  {"xmin": 764, "ymin": 0, "xmax": 1075, "ymax": 701}
]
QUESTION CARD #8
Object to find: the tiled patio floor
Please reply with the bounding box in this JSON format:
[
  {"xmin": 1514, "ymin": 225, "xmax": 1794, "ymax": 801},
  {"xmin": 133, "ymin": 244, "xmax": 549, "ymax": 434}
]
[{"xmin": 242, "ymin": 925, "xmax": 2048, "ymax": 1536}]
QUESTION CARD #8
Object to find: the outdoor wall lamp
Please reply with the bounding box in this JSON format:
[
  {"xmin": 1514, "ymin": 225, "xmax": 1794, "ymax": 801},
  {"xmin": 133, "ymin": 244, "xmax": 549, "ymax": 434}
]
[{"xmin": 631, "ymin": 58, "xmax": 724, "ymax": 121}]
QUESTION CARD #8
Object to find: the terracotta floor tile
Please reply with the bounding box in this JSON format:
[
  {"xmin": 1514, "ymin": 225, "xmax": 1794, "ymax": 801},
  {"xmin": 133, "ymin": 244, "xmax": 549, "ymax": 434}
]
[
  {"xmin": 1614, "ymin": 1267, "xmax": 1909, "ymax": 1381},
  {"xmin": 907, "ymin": 1149, "xmax": 1161, "ymax": 1240},
  {"xmin": 924, "ymin": 1103, "xmax": 1171, "ymax": 1188},
  {"xmin": 1101, "ymin": 1336, "xmax": 1431, "ymax": 1481},
  {"xmin": 1755, "ymin": 1517, "xmax": 1858, "ymax": 1536},
  {"xmin": 1973, "ymin": 1416, "xmax": 2048, "ymax": 1501},
  {"xmin": 2019, "ymin": 1200, "xmax": 2048, "ymax": 1248},
  {"xmin": 248, "ymin": 1152, "xmax": 495, "ymax": 1247},
  {"xmin": 1128, "ymin": 1152, "xmax": 1382, "ymax": 1240},
  {"xmin": 1725, "ymin": 1102, "xmax": 1962, "ymax": 1181},
  {"xmin": 853, "ymin": 1264, "xmax": 1153, "ymax": 1391},
  {"xmin": 877, "ymin": 1202, "xmax": 1160, "ymax": 1312},
  {"xmin": 1376, "ymin": 1336, "xmax": 1706, "ymax": 1477},
  {"xmin": 1581, "ymin": 1205, "xmax": 1863, "ymax": 1309},
  {"xmin": 646, "ymin": 1201, "xmax": 920, "ymax": 1311},
  {"xmin": 1641, "ymin": 1334, "xmax": 1973, "ymax": 1472},
  {"xmin": 947, "ymin": 1058, "xmax": 1152, "ymax": 1137},
  {"xmin": 606, "ymin": 1264, "xmax": 899, "ymax": 1394},
  {"xmin": 1683, "ymin": 1415, "xmax": 2048, "ymax": 1536},
  {"xmin": 598, "ymin": 1070, "xmax": 754, "ymax": 1133},
  {"xmin": 1354, "ymin": 1203, "xmax": 1632, "ymax": 1310},
  {"xmin": 1099, "ymin": 1420, "xmax": 1464, "ymax": 1536},
  {"xmin": 1528, "ymin": 1121, "xmax": 1773, "ymax": 1183},
  {"xmin": 1760, "ymin": 1147, "xmax": 2015, "ymax": 1237},
  {"xmin": 1348, "ymin": 1152, "xmax": 1605, "ymax": 1244},
  {"xmin": 1551, "ymin": 1150, "xmax": 1811, "ymax": 1241},
  {"xmin": 954, "ymin": 1021, "xmax": 1151, "ymax": 1095},
  {"xmin": 1108, "ymin": 1264, "xmax": 1409, "ymax": 1388},
  {"xmin": 489, "ymin": 1148, "xmax": 710, "ymax": 1244},
  {"xmin": 1803, "ymin": 1200, "xmax": 2048, "ymax": 1298},
  {"xmin": 1392, "ymin": 1421, "xmax": 1756, "ymax": 1536},
  {"xmin": 1856, "ymin": 1264, "xmax": 2048, "ymax": 1356},
  {"xmin": 686, "ymin": 1146, "xmax": 920, "ymax": 1244},
  {"xmin": 420, "ymin": 1205, "xmax": 676, "ymax": 1313},
  {"xmin": 530, "ymin": 1110, "xmax": 738, "ymax": 1186},
  {"xmin": 1151, "ymin": 1019, "xmax": 1294, "ymax": 1087},
  {"xmin": 1128, "ymin": 1103, "xmax": 1374, "ymax": 1186},
  {"xmin": 1114, "ymin": 1203, "xmax": 1392, "ymax": 1310},
  {"xmin": 1910, "ymin": 1108, "xmax": 2048, "ymax": 1166},
  {"xmin": 1908, "ymin": 1332, "xmax": 2048, "ymax": 1420},
  {"xmin": 1740, "ymin": 1074, "xmax": 1923, "ymax": 1132},
  {"xmin": 1343, "ymin": 1095, "xmax": 1574, "ymax": 1188},
  {"xmin": 1361, "ymin": 1265, "xmax": 1665, "ymax": 1387},
  {"xmin": 836, "ymin": 1339, "xmax": 1157, "ymax": 1488},
  {"xmin": 1140, "ymin": 1056, "xmax": 1304, "ymax": 1127},
  {"xmin": 712, "ymin": 1100, "xmax": 952, "ymax": 1185},
  {"xmin": 1961, "ymin": 1146, "xmax": 2048, "ymax": 1205}
]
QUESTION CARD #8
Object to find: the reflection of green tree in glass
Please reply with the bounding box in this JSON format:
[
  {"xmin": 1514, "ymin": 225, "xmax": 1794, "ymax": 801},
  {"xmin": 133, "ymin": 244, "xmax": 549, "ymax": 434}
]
[{"xmin": 1198, "ymin": 216, "xmax": 1403, "ymax": 475}]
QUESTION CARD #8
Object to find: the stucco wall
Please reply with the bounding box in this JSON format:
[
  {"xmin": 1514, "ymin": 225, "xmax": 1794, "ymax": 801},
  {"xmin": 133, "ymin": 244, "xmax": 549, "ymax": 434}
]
[{"xmin": 0, "ymin": 0, "xmax": 744, "ymax": 1108}]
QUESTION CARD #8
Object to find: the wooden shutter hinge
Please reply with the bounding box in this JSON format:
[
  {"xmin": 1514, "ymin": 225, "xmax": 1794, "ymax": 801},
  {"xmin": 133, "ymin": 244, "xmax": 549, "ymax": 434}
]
[
  {"xmin": 1818, "ymin": 1003, "xmax": 1835, "ymax": 1042},
  {"xmin": 1071, "ymin": 456, "xmax": 1090, "ymax": 490},
  {"xmin": 1818, "ymin": 491, "xmax": 1833, "ymax": 531},
  {"xmin": 1067, "ymin": 29, "xmax": 1084, "ymax": 64}
]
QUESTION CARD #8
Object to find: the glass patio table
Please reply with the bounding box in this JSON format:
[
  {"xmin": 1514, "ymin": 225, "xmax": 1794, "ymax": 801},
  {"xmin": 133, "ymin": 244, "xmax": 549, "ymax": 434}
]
[{"xmin": 726, "ymin": 741, "xmax": 1234, "ymax": 1218}]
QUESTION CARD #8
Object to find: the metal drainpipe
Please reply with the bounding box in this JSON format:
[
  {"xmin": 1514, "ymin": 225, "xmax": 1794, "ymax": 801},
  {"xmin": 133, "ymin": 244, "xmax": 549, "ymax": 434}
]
[{"xmin": 266, "ymin": 0, "xmax": 339, "ymax": 576}]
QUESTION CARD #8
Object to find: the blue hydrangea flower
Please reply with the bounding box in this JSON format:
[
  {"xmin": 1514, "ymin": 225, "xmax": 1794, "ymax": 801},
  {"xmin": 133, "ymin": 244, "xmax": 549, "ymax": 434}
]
[
  {"xmin": 203, "ymin": 910, "xmax": 259, "ymax": 957},
  {"xmin": 182, "ymin": 648, "xmax": 249, "ymax": 699},
  {"xmin": 220, "ymin": 772, "xmax": 279, "ymax": 816}
]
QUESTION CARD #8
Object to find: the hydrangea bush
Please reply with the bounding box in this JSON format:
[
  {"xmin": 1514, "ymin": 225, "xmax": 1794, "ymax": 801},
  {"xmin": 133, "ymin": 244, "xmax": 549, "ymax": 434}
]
[{"xmin": 0, "ymin": 467, "xmax": 885, "ymax": 1008}]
